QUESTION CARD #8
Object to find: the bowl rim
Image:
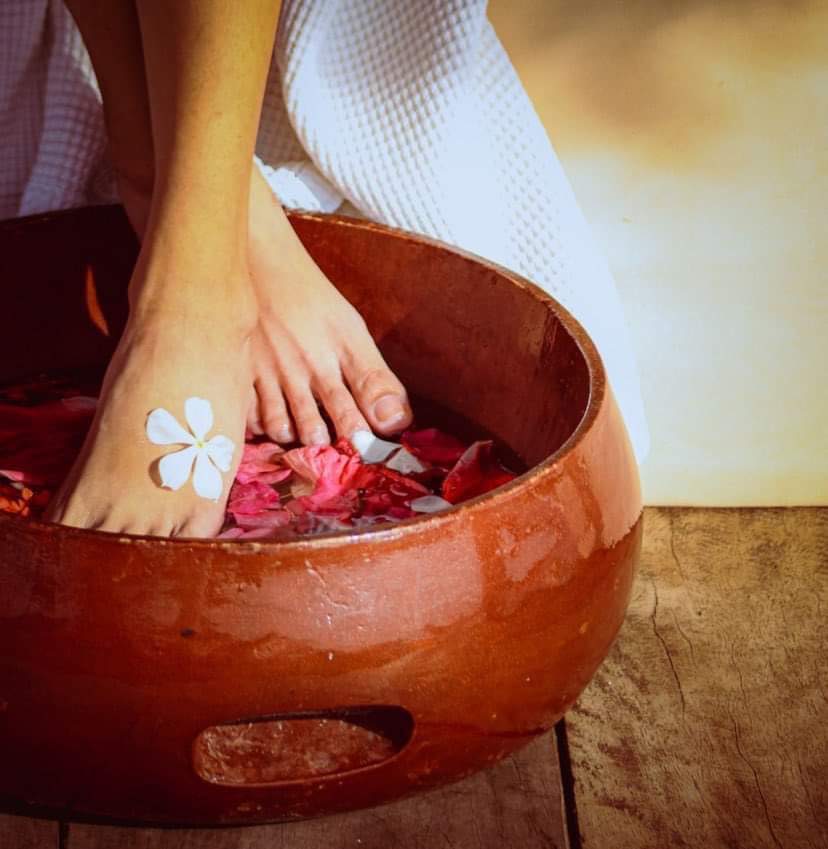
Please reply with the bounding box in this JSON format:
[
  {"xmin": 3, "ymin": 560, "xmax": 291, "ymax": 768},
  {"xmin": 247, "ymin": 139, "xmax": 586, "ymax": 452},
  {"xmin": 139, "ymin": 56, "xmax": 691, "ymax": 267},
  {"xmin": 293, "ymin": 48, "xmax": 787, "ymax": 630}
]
[{"xmin": 0, "ymin": 209, "xmax": 607, "ymax": 550}]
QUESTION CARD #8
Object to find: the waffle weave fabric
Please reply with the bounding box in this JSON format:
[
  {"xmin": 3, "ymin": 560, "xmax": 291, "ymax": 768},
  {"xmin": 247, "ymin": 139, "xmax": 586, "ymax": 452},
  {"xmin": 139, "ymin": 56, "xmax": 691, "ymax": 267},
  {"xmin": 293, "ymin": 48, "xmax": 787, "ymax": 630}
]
[{"xmin": 0, "ymin": 0, "xmax": 648, "ymax": 461}]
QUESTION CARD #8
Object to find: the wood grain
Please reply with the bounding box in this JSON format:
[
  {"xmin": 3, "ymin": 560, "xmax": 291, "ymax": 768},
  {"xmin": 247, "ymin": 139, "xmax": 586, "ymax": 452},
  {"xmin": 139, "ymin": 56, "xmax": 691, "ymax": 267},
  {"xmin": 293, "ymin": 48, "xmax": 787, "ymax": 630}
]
[
  {"xmin": 567, "ymin": 507, "xmax": 828, "ymax": 849},
  {"xmin": 0, "ymin": 814, "xmax": 57, "ymax": 848},
  {"xmin": 64, "ymin": 733, "xmax": 567, "ymax": 848}
]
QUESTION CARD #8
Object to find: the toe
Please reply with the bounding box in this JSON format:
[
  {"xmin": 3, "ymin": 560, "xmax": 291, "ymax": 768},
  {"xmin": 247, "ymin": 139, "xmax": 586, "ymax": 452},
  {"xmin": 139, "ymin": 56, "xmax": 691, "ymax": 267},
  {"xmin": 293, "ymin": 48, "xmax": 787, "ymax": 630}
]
[
  {"xmin": 255, "ymin": 378, "xmax": 296, "ymax": 444},
  {"xmin": 176, "ymin": 512, "xmax": 224, "ymax": 539},
  {"xmin": 342, "ymin": 345, "xmax": 412, "ymax": 435},
  {"xmin": 246, "ymin": 388, "xmax": 265, "ymax": 437},
  {"xmin": 314, "ymin": 371, "xmax": 370, "ymax": 440},
  {"xmin": 284, "ymin": 380, "xmax": 330, "ymax": 446}
]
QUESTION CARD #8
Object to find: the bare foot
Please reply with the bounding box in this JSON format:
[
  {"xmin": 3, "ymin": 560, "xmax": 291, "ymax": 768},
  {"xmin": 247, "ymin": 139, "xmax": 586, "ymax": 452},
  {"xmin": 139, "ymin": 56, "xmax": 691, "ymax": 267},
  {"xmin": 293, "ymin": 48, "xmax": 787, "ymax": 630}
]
[
  {"xmin": 245, "ymin": 168, "xmax": 413, "ymax": 445},
  {"xmin": 46, "ymin": 253, "xmax": 256, "ymax": 536},
  {"xmin": 115, "ymin": 165, "xmax": 413, "ymax": 447}
]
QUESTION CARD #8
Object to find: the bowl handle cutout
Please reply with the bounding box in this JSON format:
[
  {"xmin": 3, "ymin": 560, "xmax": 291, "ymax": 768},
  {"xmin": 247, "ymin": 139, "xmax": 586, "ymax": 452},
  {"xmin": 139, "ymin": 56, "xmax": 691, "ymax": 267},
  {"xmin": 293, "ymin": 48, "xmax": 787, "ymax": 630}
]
[{"xmin": 192, "ymin": 705, "xmax": 414, "ymax": 787}]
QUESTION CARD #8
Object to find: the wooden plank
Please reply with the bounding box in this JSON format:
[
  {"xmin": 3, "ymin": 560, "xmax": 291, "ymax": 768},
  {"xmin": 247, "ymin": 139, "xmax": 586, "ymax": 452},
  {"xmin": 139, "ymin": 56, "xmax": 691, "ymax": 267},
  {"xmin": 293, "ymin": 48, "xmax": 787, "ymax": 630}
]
[
  {"xmin": 566, "ymin": 507, "xmax": 828, "ymax": 849},
  {"xmin": 0, "ymin": 814, "xmax": 57, "ymax": 848},
  {"xmin": 65, "ymin": 732, "xmax": 567, "ymax": 848}
]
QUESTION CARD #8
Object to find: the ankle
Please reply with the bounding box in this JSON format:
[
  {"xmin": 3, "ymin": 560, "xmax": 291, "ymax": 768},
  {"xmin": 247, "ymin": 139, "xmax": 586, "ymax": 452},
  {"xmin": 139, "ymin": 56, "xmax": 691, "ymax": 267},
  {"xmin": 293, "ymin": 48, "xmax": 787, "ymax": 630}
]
[
  {"xmin": 110, "ymin": 157, "xmax": 155, "ymax": 239},
  {"xmin": 110, "ymin": 147, "xmax": 155, "ymax": 200},
  {"xmin": 127, "ymin": 252, "xmax": 258, "ymax": 335}
]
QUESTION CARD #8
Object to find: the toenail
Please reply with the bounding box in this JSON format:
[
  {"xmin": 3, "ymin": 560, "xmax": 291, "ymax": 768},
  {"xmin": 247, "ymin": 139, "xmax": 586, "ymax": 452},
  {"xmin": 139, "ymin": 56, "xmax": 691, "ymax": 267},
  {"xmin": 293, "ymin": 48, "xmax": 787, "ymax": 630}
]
[
  {"xmin": 276, "ymin": 424, "xmax": 295, "ymax": 442},
  {"xmin": 373, "ymin": 394, "xmax": 406, "ymax": 426},
  {"xmin": 308, "ymin": 426, "xmax": 329, "ymax": 445}
]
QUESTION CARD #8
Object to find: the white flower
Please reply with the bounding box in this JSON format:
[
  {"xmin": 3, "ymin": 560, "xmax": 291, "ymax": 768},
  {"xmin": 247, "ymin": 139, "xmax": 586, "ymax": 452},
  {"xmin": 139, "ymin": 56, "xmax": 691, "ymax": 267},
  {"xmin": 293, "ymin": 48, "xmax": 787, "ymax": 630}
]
[{"xmin": 146, "ymin": 397, "xmax": 235, "ymax": 502}]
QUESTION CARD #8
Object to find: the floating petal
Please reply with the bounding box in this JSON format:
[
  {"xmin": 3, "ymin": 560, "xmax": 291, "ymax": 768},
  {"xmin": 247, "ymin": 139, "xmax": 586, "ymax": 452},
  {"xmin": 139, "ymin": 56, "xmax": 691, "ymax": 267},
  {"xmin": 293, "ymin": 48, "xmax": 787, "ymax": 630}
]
[
  {"xmin": 158, "ymin": 445, "xmax": 198, "ymax": 490},
  {"xmin": 236, "ymin": 441, "xmax": 288, "ymax": 485},
  {"xmin": 227, "ymin": 479, "xmax": 280, "ymax": 517},
  {"xmin": 410, "ymin": 495, "xmax": 453, "ymax": 514},
  {"xmin": 401, "ymin": 428, "xmax": 466, "ymax": 465},
  {"xmin": 442, "ymin": 440, "xmax": 517, "ymax": 503},
  {"xmin": 385, "ymin": 446, "xmax": 426, "ymax": 475},
  {"xmin": 350, "ymin": 430, "xmax": 399, "ymax": 464},
  {"xmin": 146, "ymin": 408, "xmax": 194, "ymax": 446}
]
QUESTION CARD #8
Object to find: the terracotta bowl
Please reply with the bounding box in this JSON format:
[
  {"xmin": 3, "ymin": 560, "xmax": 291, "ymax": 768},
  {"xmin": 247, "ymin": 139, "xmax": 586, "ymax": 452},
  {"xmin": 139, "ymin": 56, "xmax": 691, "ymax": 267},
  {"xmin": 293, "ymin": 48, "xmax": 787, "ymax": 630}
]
[{"xmin": 0, "ymin": 206, "xmax": 641, "ymax": 826}]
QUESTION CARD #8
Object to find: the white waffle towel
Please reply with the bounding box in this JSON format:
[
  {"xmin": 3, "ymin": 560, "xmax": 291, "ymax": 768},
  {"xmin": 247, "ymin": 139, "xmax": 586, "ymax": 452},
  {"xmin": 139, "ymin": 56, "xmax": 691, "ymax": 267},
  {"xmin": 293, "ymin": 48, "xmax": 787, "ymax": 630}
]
[{"xmin": 1, "ymin": 0, "xmax": 649, "ymax": 461}]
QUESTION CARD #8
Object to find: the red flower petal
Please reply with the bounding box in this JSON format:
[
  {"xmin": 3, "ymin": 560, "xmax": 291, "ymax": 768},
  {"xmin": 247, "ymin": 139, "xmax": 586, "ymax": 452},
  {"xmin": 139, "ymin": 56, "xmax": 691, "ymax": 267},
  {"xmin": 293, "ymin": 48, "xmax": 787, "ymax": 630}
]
[
  {"xmin": 217, "ymin": 524, "xmax": 287, "ymax": 540},
  {"xmin": 351, "ymin": 464, "xmax": 427, "ymax": 518},
  {"xmin": 442, "ymin": 440, "xmax": 516, "ymax": 504},
  {"xmin": 236, "ymin": 441, "xmax": 290, "ymax": 486},
  {"xmin": 0, "ymin": 398, "xmax": 94, "ymax": 487},
  {"xmin": 282, "ymin": 444, "xmax": 363, "ymax": 510},
  {"xmin": 332, "ymin": 436, "xmax": 360, "ymax": 458},
  {"xmin": 0, "ymin": 379, "xmax": 518, "ymax": 537},
  {"xmin": 227, "ymin": 480, "xmax": 281, "ymax": 517},
  {"xmin": 401, "ymin": 428, "xmax": 467, "ymax": 466},
  {"xmin": 233, "ymin": 509, "xmax": 293, "ymax": 531}
]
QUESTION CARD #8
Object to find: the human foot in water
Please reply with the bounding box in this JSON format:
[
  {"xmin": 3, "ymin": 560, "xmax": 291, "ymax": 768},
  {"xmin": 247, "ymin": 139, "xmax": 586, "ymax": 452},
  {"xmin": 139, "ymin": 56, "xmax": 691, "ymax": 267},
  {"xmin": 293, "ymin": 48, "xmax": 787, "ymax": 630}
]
[
  {"xmin": 46, "ymin": 246, "xmax": 257, "ymax": 536},
  {"xmin": 245, "ymin": 167, "xmax": 412, "ymax": 445},
  {"xmin": 115, "ymin": 164, "xmax": 413, "ymax": 447}
]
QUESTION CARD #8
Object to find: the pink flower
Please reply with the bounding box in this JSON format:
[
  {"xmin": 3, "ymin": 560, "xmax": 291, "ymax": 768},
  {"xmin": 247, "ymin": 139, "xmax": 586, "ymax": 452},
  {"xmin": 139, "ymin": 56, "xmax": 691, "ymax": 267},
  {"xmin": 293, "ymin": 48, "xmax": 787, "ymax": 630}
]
[
  {"xmin": 232, "ymin": 510, "xmax": 294, "ymax": 531},
  {"xmin": 351, "ymin": 464, "xmax": 428, "ymax": 519},
  {"xmin": 0, "ymin": 377, "xmax": 518, "ymax": 537},
  {"xmin": 227, "ymin": 480, "xmax": 281, "ymax": 518},
  {"xmin": 281, "ymin": 443, "xmax": 363, "ymax": 510},
  {"xmin": 236, "ymin": 442, "xmax": 291, "ymax": 486}
]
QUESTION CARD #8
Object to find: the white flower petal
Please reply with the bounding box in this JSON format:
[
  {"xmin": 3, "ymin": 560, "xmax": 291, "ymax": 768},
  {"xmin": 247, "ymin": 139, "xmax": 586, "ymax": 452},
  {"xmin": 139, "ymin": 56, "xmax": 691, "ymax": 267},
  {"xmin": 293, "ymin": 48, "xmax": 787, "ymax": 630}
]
[
  {"xmin": 385, "ymin": 446, "xmax": 426, "ymax": 475},
  {"xmin": 350, "ymin": 429, "xmax": 399, "ymax": 464},
  {"xmin": 193, "ymin": 450, "xmax": 223, "ymax": 501},
  {"xmin": 185, "ymin": 397, "xmax": 214, "ymax": 441},
  {"xmin": 147, "ymin": 408, "xmax": 195, "ymax": 446},
  {"xmin": 410, "ymin": 495, "xmax": 453, "ymax": 514},
  {"xmin": 205, "ymin": 434, "xmax": 235, "ymax": 472},
  {"xmin": 158, "ymin": 445, "xmax": 198, "ymax": 490}
]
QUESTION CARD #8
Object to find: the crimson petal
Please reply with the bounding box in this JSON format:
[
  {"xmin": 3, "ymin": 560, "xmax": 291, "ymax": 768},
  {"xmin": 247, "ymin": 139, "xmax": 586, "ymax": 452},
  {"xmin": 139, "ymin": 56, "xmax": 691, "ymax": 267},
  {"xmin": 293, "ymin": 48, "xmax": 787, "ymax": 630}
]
[
  {"xmin": 442, "ymin": 440, "xmax": 516, "ymax": 504},
  {"xmin": 401, "ymin": 428, "xmax": 466, "ymax": 466}
]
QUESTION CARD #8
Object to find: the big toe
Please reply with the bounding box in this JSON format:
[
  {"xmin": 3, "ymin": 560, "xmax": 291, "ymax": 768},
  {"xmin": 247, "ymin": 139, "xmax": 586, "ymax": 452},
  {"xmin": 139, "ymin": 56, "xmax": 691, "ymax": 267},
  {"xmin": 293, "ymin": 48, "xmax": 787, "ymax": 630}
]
[{"xmin": 343, "ymin": 346, "xmax": 412, "ymax": 436}]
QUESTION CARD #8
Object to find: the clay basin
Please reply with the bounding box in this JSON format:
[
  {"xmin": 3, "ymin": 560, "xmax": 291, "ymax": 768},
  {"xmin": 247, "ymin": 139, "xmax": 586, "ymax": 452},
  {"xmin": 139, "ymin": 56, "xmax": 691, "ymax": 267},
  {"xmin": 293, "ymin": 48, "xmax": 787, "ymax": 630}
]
[{"xmin": 0, "ymin": 206, "xmax": 642, "ymax": 826}]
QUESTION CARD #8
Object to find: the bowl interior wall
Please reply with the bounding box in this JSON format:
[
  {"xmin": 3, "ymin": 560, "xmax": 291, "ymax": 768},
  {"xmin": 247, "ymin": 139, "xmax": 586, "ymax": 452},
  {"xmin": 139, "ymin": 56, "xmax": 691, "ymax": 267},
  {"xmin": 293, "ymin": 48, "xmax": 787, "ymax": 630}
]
[{"xmin": 0, "ymin": 208, "xmax": 590, "ymax": 468}]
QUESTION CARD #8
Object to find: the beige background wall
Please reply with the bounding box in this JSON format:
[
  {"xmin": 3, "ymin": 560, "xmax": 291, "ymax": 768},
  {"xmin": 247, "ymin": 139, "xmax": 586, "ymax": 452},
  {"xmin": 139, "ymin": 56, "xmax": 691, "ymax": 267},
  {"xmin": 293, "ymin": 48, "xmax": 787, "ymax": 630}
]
[{"xmin": 489, "ymin": 0, "xmax": 827, "ymax": 505}]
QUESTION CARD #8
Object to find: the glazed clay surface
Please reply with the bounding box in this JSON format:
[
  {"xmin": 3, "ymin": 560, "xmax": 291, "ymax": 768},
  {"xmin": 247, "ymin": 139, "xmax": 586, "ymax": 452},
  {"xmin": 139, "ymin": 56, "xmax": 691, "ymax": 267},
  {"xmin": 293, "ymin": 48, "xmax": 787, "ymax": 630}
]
[{"xmin": 0, "ymin": 207, "xmax": 641, "ymax": 825}]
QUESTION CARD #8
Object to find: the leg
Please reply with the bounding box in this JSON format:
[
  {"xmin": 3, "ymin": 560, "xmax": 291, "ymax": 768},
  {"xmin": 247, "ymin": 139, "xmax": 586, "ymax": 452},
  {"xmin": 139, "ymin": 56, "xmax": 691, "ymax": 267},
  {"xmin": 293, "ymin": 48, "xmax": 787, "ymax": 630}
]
[
  {"xmin": 246, "ymin": 168, "xmax": 414, "ymax": 445},
  {"xmin": 64, "ymin": 0, "xmax": 412, "ymax": 459},
  {"xmin": 48, "ymin": 0, "xmax": 279, "ymax": 535},
  {"xmin": 63, "ymin": 0, "xmax": 154, "ymax": 235}
]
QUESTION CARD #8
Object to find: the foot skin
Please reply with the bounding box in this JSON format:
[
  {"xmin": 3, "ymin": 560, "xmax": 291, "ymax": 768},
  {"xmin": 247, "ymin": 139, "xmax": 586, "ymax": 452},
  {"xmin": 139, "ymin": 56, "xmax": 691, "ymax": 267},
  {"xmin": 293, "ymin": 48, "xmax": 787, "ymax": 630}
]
[
  {"xmin": 245, "ymin": 169, "xmax": 413, "ymax": 445},
  {"xmin": 114, "ymin": 166, "xmax": 413, "ymax": 447},
  {"xmin": 46, "ymin": 259, "xmax": 256, "ymax": 536}
]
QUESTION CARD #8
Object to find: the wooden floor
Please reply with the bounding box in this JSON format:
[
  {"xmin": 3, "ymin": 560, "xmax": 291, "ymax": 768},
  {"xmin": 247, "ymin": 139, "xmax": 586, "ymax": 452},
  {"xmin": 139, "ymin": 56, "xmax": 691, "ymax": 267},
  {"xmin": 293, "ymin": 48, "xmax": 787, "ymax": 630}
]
[{"xmin": 2, "ymin": 508, "xmax": 826, "ymax": 848}]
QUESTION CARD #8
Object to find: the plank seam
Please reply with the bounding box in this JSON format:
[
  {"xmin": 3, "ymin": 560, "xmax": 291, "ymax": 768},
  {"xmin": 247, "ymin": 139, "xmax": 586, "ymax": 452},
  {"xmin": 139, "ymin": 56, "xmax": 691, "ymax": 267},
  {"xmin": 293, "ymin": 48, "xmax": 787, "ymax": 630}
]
[{"xmin": 554, "ymin": 719, "xmax": 582, "ymax": 849}]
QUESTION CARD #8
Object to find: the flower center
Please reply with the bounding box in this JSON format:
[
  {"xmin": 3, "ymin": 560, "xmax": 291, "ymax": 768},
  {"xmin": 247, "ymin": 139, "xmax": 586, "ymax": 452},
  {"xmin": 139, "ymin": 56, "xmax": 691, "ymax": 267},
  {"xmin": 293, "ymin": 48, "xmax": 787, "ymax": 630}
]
[{"xmin": 195, "ymin": 438, "xmax": 206, "ymax": 450}]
